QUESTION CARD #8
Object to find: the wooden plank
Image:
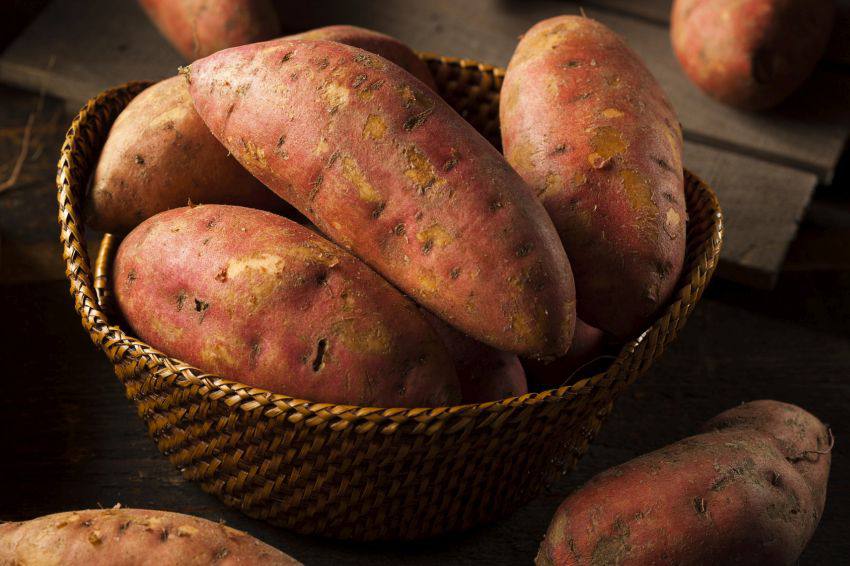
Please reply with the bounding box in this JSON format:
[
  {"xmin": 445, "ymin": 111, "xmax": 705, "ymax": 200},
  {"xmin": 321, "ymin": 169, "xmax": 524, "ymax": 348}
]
[
  {"xmin": 586, "ymin": 0, "xmax": 850, "ymax": 67},
  {"xmin": 1, "ymin": 0, "xmax": 847, "ymax": 181},
  {"xmin": 0, "ymin": 0, "xmax": 183, "ymax": 105},
  {"xmin": 684, "ymin": 143, "xmax": 818, "ymax": 288}
]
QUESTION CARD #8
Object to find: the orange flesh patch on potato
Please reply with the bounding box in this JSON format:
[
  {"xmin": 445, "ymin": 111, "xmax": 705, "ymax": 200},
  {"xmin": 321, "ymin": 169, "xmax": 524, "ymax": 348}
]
[
  {"xmin": 332, "ymin": 319, "xmax": 392, "ymax": 354},
  {"xmin": 601, "ymin": 107, "xmax": 624, "ymax": 118},
  {"xmin": 416, "ymin": 224, "xmax": 454, "ymax": 249},
  {"xmin": 363, "ymin": 114, "xmax": 387, "ymax": 140},
  {"xmin": 621, "ymin": 169, "xmax": 657, "ymax": 219},
  {"xmin": 418, "ymin": 270, "xmax": 439, "ymax": 293},
  {"xmin": 320, "ymin": 81, "xmax": 349, "ymax": 113},
  {"xmin": 341, "ymin": 155, "xmax": 382, "ymax": 203},
  {"xmin": 403, "ymin": 145, "xmax": 445, "ymax": 194},
  {"xmin": 587, "ymin": 126, "xmax": 628, "ymax": 169}
]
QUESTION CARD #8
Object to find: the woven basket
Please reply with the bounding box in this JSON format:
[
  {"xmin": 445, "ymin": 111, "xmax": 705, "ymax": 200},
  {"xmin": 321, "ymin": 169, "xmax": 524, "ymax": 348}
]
[{"xmin": 57, "ymin": 54, "xmax": 723, "ymax": 541}]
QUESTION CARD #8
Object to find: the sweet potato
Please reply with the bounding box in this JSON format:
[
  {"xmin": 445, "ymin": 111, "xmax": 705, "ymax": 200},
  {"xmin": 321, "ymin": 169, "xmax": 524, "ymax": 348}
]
[
  {"xmin": 138, "ymin": 0, "xmax": 280, "ymax": 60},
  {"xmin": 524, "ymin": 319, "xmax": 606, "ymax": 388},
  {"xmin": 113, "ymin": 205, "xmax": 460, "ymax": 407},
  {"xmin": 186, "ymin": 39, "xmax": 577, "ymax": 358},
  {"xmin": 671, "ymin": 0, "xmax": 835, "ymax": 110},
  {"xmin": 287, "ymin": 25, "xmax": 436, "ymax": 89},
  {"xmin": 0, "ymin": 507, "xmax": 299, "ymax": 565},
  {"xmin": 536, "ymin": 400, "xmax": 832, "ymax": 565},
  {"xmin": 88, "ymin": 76, "xmax": 289, "ymax": 235},
  {"xmin": 423, "ymin": 311, "xmax": 527, "ymax": 403},
  {"xmin": 501, "ymin": 16, "xmax": 686, "ymax": 339}
]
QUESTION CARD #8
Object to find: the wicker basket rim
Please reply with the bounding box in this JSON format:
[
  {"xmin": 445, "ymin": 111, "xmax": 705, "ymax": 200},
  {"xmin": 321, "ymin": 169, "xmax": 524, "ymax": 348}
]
[{"xmin": 57, "ymin": 54, "xmax": 723, "ymax": 425}]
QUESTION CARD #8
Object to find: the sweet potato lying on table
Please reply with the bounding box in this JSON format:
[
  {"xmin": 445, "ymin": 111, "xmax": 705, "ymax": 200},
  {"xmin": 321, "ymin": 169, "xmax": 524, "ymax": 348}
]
[
  {"xmin": 138, "ymin": 0, "xmax": 281, "ymax": 60},
  {"xmin": 88, "ymin": 76, "xmax": 289, "ymax": 235},
  {"xmin": 671, "ymin": 0, "xmax": 835, "ymax": 110},
  {"xmin": 537, "ymin": 400, "xmax": 832, "ymax": 565},
  {"xmin": 501, "ymin": 16, "xmax": 686, "ymax": 339},
  {"xmin": 186, "ymin": 39, "xmax": 577, "ymax": 358},
  {"xmin": 113, "ymin": 204, "xmax": 460, "ymax": 407},
  {"xmin": 287, "ymin": 25, "xmax": 436, "ymax": 89},
  {"xmin": 0, "ymin": 507, "xmax": 299, "ymax": 565}
]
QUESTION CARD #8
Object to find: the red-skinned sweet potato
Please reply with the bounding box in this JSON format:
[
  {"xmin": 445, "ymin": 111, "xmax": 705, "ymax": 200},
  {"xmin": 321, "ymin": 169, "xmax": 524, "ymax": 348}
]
[
  {"xmin": 138, "ymin": 0, "xmax": 281, "ymax": 60},
  {"xmin": 0, "ymin": 507, "xmax": 299, "ymax": 564},
  {"xmin": 186, "ymin": 39, "xmax": 577, "ymax": 358},
  {"xmin": 88, "ymin": 76, "xmax": 289, "ymax": 235},
  {"xmin": 113, "ymin": 205, "xmax": 460, "ymax": 407},
  {"xmin": 671, "ymin": 0, "xmax": 835, "ymax": 110},
  {"xmin": 536, "ymin": 400, "xmax": 832, "ymax": 565},
  {"xmin": 524, "ymin": 319, "xmax": 606, "ymax": 388},
  {"xmin": 287, "ymin": 25, "xmax": 436, "ymax": 89},
  {"xmin": 423, "ymin": 310, "xmax": 527, "ymax": 403},
  {"xmin": 501, "ymin": 16, "xmax": 686, "ymax": 339}
]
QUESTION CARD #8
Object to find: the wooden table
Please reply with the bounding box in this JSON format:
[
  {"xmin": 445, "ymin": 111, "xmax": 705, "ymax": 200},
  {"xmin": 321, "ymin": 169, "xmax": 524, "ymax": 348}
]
[{"xmin": 0, "ymin": 1, "xmax": 848, "ymax": 564}]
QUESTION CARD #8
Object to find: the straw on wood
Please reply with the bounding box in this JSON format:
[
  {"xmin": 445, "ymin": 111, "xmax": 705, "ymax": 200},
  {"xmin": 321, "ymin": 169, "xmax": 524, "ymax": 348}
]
[{"xmin": 57, "ymin": 54, "xmax": 723, "ymax": 541}]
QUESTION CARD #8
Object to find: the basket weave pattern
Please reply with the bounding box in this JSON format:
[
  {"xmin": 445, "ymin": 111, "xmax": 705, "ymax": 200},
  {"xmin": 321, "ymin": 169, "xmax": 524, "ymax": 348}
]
[{"xmin": 57, "ymin": 55, "xmax": 723, "ymax": 540}]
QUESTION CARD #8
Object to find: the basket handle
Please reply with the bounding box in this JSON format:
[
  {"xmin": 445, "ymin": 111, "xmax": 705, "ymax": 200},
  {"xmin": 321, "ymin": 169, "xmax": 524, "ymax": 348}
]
[{"xmin": 56, "ymin": 82, "xmax": 152, "ymax": 359}]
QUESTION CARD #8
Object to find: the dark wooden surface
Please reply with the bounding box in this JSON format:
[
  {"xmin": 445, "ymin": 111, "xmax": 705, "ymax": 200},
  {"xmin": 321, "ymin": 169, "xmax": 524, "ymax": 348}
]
[
  {"xmin": 1, "ymin": 247, "xmax": 848, "ymax": 565},
  {"xmin": 0, "ymin": 2, "xmax": 848, "ymax": 564},
  {"xmin": 0, "ymin": 0, "xmax": 831, "ymax": 288}
]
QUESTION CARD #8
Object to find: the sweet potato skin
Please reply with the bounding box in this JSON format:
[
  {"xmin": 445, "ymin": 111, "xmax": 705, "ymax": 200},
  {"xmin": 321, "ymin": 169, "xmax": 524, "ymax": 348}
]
[
  {"xmin": 287, "ymin": 25, "xmax": 436, "ymax": 89},
  {"xmin": 671, "ymin": 0, "xmax": 835, "ymax": 110},
  {"xmin": 536, "ymin": 400, "xmax": 831, "ymax": 565},
  {"xmin": 524, "ymin": 319, "xmax": 606, "ymax": 388},
  {"xmin": 0, "ymin": 507, "xmax": 299, "ymax": 565},
  {"xmin": 88, "ymin": 76, "xmax": 287, "ymax": 235},
  {"xmin": 423, "ymin": 311, "xmax": 527, "ymax": 403},
  {"xmin": 187, "ymin": 39, "xmax": 576, "ymax": 358},
  {"xmin": 113, "ymin": 205, "xmax": 460, "ymax": 407},
  {"xmin": 501, "ymin": 16, "xmax": 686, "ymax": 339},
  {"xmin": 138, "ymin": 0, "xmax": 280, "ymax": 60}
]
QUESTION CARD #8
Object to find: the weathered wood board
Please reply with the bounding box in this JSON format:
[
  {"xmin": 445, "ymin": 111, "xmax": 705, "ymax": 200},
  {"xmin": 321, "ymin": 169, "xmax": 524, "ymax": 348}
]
[
  {"xmin": 1, "ymin": 0, "xmax": 848, "ymax": 181},
  {"xmin": 586, "ymin": 0, "xmax": 850, "ymax": 67},
  {"xmin": 684, "ymin": 143, "xmax": 818, "ymax": 288}
]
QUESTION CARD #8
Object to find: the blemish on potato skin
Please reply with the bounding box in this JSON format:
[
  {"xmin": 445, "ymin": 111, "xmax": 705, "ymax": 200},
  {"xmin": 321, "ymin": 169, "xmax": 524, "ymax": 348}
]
[
  {"xmin": 403, "ymin": 108, "xmax": 433, "ymax": 131},
  {"xmin": 450, "ymin": 267, "xmax": 461, "ymax": 279},
  {"xmin": 371, "ymin": 202, "xmax": 386, "ymax": 219},
  {"xmin": 176, "ymin": 290, "xmax": 187, "ymax": 311},
  {"xmin": 351, "ymin": 73, "xmax": 367, "ymax": 88},
  {"xmin": 134, "ymin": 154, "xmax": 145, "ymax": 165},
  {"xmin": 393, "ymin": 223, "xmax": 406, "ymax": 236}
]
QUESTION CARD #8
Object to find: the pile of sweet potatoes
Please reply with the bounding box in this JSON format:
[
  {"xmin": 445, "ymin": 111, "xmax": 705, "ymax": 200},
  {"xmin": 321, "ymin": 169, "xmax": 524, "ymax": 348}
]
[{"xmin": 97, "ymin": 15, "xmax": 690, "ymax": 405}]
